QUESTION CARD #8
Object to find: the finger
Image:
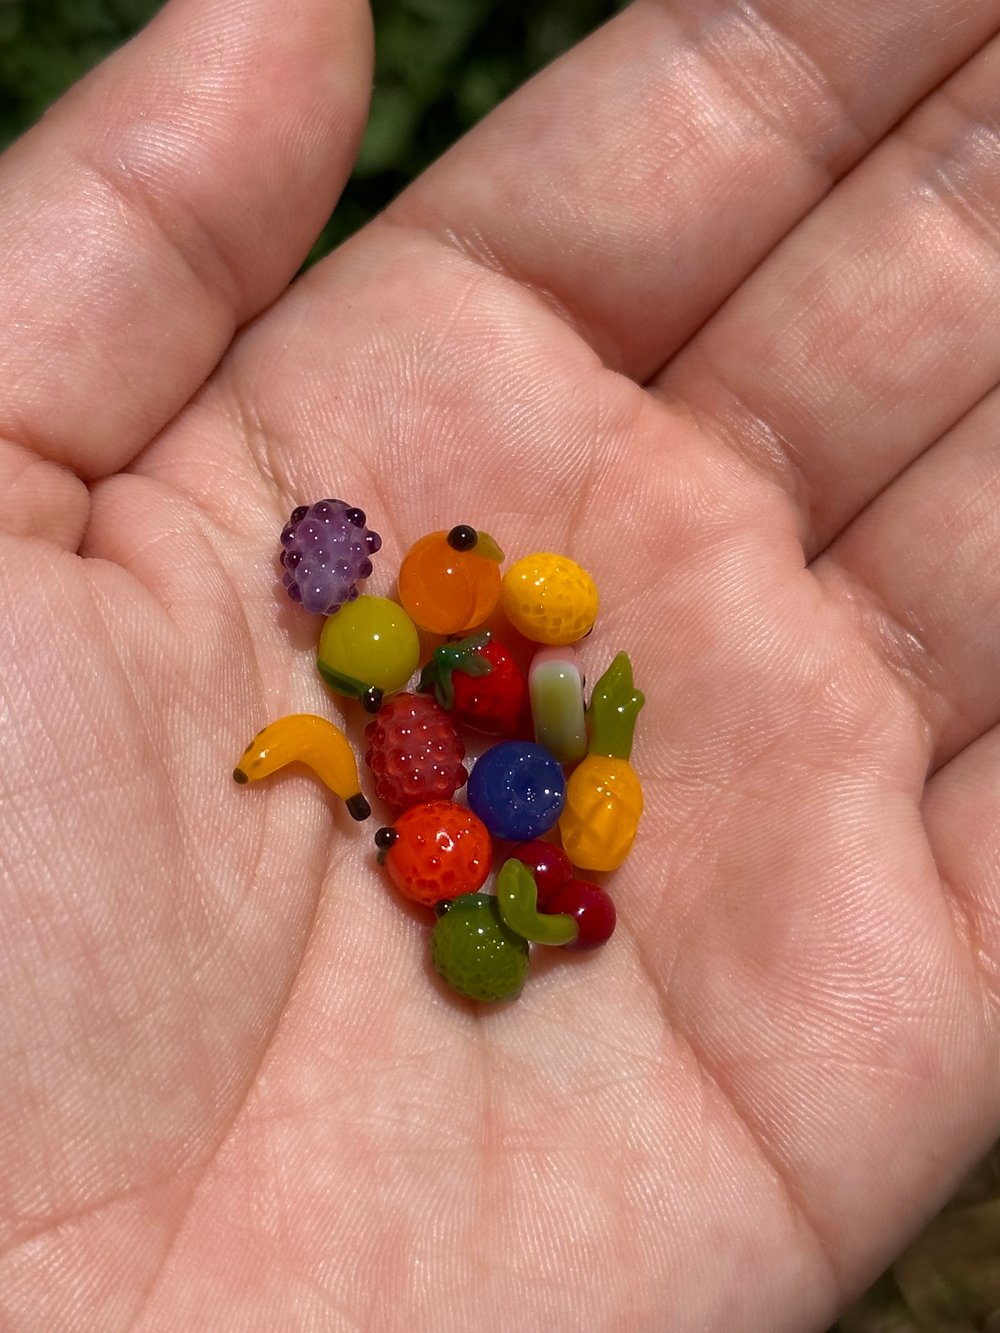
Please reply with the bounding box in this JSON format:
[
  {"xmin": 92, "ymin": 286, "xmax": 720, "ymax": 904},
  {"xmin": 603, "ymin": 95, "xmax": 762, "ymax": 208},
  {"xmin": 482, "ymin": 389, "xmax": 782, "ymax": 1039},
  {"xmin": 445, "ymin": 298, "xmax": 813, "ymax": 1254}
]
[
  {"xmin": 922, "ymin": 725, "xmax": 1000, "ymax": 1016},
  {"xmin": 385, "ymin": 0, "xmax": 1000, "ymax": 381},
  {"xmin": 658, "ymin": 33, "xmax": 1000, "ymax": 553},
  {"xmin": 814, "ymin": 386, "xmax": 1000, "ymax": 767},
  {"xmin": 0, "ymin": 0, "xmax": 372, "ymax": 497}
]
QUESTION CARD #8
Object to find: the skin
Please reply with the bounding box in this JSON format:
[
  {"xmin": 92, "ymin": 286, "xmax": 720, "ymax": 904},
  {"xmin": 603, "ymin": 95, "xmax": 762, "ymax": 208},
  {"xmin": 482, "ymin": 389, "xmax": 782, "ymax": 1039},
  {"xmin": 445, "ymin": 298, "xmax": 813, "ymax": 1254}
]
[{"xmin": 2, "ymin": 0, "xmax": 1000, "ymax": 1327}]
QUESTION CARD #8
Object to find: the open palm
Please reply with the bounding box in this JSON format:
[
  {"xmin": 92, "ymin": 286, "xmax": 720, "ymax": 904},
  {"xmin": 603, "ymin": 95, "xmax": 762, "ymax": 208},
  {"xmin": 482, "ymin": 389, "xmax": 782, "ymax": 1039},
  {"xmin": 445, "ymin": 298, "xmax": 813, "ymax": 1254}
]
[{"xmin": 4, "ymin": 1, "xmax": 1000, "ymax": 1328}]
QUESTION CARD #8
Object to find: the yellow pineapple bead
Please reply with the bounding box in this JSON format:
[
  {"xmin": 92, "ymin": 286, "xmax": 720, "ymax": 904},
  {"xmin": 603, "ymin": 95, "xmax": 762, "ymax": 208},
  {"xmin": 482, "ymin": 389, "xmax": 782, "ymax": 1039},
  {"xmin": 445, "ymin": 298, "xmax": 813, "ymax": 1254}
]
[{"xmin": 560, "ymin": 758, "xmax": 643, "ymax": 872}]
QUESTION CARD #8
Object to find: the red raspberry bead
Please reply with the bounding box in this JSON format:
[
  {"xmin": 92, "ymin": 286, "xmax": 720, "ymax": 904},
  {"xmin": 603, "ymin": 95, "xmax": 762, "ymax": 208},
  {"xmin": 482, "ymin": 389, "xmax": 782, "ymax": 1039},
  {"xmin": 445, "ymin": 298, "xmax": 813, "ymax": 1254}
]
[{"xmin": 364, "ymin": 693, "xmax": 468, "ymax": 811}]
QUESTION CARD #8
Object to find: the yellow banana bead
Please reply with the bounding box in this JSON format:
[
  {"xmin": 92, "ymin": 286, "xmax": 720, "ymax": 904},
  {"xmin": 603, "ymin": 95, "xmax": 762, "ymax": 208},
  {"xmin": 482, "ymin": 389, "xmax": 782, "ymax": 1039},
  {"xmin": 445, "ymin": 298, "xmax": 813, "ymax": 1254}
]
[
  {"xmin": 233, "ymin": 714, "xmax": 371, "ymax": 820},
  {"xmin": 558, "ymin": 653, "xmax": 644, "ymax": 871}
]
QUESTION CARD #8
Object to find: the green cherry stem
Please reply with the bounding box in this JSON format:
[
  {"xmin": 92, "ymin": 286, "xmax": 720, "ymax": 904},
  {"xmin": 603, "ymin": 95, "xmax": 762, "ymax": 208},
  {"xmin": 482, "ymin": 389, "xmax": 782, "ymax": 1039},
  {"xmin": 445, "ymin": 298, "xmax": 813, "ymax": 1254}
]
[
  {"xmin": 316, "ymin": 660, "xmax": 383, "ymax": 712},
  {"xmin": 495, "ymin": 858, "xmax": 578, "ymax": 946}
]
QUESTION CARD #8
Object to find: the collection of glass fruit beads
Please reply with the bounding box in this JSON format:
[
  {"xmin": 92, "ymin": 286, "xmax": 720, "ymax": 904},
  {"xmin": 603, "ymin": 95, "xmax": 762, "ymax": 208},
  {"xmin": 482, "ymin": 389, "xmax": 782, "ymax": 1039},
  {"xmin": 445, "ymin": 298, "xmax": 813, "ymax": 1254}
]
[{"xmin": 232, "ymin": 499, "xmax": 644, "ymax": 1004}]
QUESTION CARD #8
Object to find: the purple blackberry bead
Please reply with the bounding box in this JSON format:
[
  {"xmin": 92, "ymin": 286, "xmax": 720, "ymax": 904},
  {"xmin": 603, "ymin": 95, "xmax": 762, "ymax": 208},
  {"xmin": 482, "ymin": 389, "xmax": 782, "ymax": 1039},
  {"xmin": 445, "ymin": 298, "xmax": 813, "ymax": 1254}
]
[
  {"xmin": 302, "ymin": 583, "xmax": 329, "ymax": 614},
  {"xmin": 278, "ymin": 499, "xmax": 382, "ymax": 615}
]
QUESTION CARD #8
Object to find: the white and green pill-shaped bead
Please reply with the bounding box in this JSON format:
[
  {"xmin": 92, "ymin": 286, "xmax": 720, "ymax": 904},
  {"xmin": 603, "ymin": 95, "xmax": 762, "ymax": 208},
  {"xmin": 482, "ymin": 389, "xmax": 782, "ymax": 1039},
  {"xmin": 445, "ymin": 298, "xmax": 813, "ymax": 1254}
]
[{"xmin": 528, "ymin": 645, "xmax": 588, "ymax": 765}]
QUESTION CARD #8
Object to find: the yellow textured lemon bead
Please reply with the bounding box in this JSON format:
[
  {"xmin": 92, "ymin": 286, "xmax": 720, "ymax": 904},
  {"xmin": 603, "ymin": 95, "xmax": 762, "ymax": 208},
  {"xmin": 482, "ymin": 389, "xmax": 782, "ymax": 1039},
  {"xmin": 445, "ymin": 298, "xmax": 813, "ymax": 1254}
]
[
  {"xmin": 558, "ymin": 757, "xmax": 643, "ymax": 872},
  {"xmin": 500, "ymin": 553, "xmax": 599, "ymax": 646}
]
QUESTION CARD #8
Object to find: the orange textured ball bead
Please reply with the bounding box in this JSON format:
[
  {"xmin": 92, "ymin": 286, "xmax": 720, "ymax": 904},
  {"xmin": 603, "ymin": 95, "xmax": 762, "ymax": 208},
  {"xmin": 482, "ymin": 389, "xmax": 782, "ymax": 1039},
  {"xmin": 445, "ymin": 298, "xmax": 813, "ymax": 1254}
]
[{"xmin": 376, "ymin": 800, "xmax": 493, "ymax": 907}]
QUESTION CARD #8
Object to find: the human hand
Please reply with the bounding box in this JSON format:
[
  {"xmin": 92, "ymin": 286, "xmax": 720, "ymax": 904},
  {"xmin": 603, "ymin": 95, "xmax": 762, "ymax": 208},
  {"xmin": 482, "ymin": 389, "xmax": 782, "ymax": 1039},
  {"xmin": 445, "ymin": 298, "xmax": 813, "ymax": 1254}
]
[{"xmin": 3, "ymin": 1, "xmax": 1000, "ymax": 1328}]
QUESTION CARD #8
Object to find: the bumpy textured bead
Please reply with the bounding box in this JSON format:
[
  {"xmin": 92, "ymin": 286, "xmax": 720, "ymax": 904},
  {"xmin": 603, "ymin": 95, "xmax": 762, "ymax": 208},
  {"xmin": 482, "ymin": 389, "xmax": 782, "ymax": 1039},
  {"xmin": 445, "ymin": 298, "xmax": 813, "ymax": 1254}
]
[
  {"xmin": 375, "ymin": 800, "xmax": 492, "ymax": 907},
  {"xmin": 279, "ymin": 500, "xmax": 381, "ymax": 615},
  {"xmin": 364, "ymin": 693, "xmax": 467, "ymax": 810},
  {"xmin": 559, "ymin": 652, "xmax": 644, "ymax": 871},
  {"xmin": 500, "ymin": 552, "xmax": 598, "ymax": 645},
  {"xmin": 430, "ymin": 893, "xmax": 530, "ymax": 1002}
]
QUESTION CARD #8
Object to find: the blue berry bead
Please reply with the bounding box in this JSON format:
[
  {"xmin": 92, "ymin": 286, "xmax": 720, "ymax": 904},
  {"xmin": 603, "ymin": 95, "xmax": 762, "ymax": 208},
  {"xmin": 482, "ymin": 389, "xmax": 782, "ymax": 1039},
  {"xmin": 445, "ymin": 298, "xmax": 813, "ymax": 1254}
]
[{"xmin": 466, "ymin": 741, "xmax": 566, "ymax": 842}]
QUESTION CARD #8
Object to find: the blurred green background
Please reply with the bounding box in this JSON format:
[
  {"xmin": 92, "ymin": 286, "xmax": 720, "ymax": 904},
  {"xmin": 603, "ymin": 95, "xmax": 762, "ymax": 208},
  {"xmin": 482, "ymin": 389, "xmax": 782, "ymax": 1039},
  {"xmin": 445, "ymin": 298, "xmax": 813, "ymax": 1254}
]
[
  {"xmin": 0, "ymin": 0, "xmax": 627, "ymax": 257},
  {"xmin": 2, "ymin": 2, "xmax": 999, "ymax": 1329}
]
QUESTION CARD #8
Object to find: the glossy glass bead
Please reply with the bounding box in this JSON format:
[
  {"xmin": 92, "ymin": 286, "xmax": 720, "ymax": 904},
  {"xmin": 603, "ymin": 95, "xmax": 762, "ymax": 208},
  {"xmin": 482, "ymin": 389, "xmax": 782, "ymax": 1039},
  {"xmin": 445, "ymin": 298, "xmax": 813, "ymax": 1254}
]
[
  {"xmin": 466, "ymin": 740, "xmax": 566, "ymax": 842},
  {"xmin": 398, "ymin": 529, "xmax": 502, "ymax": 635},
  {"xmin": 317, "ymin": 595, "xmax": 420, "ymax": 712}
]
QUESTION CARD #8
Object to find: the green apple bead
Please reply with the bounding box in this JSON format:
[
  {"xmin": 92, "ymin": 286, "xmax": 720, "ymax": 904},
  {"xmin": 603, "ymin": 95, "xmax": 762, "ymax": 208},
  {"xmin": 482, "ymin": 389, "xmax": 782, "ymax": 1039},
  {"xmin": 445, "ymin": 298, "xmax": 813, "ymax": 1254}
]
[{"xmin": 317, "ymin": 596, "xmax": 420, "ymax": 704}]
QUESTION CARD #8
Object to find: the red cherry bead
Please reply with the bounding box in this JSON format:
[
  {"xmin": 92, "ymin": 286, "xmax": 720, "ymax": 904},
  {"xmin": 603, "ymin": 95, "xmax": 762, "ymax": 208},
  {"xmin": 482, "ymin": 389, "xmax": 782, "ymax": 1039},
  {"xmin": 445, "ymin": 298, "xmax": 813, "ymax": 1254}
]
[
  {"xmin": 543, "ymin": 879, "xmax": 616, "ymax": 950},
  {"xmin": 508, "ymin": 840, "xmax": 574, "ymax": 907}
]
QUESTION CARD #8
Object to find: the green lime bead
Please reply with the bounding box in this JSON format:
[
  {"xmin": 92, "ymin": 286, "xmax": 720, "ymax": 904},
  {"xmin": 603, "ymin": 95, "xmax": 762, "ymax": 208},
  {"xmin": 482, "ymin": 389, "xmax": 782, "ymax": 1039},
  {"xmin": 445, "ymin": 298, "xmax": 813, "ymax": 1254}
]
[{"xmin": 430, "ymin": 893, "xmax": 530, "ymax": 1003}]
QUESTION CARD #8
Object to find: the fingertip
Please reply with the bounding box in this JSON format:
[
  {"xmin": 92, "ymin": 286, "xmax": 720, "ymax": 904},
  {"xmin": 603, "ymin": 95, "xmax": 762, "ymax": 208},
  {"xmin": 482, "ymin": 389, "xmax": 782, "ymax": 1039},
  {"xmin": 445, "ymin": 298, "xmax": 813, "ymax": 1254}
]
[{"xmin": 0, "ymin": 0, "xmax": 374, "ymax": 487}]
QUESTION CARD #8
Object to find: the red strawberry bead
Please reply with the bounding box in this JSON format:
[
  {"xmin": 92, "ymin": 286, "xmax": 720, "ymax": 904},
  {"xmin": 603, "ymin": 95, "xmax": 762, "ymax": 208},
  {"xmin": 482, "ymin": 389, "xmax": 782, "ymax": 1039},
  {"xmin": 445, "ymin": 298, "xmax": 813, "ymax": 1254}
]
[
  {"xmin": 419, "ymin": 632, "xmax": 527, "ymax": 737},
  {"xmin": 453, "ymin": 639, "xmax": 527, "ymax": 735}
]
